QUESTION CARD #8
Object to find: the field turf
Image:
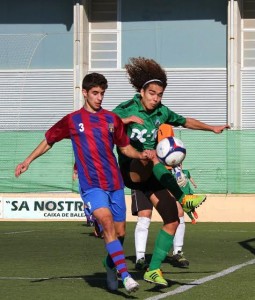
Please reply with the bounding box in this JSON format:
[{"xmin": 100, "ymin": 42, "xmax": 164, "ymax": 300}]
[{"xmin": 0, "ymin": 222, "xmax": 254, "ymax": 300}]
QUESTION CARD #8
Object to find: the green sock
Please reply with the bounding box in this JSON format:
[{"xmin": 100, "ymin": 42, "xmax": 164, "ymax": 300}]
[
  {"xmin": 152, "ymin": 163, "xmax": 184, "ymax": 202},
  {"xmin": 149, "ymin": 229, "xmax": 174, "ymax": 271},
  {"xmin": 186, "ymin": 211, "xmax": 194, "ymax": 220}
]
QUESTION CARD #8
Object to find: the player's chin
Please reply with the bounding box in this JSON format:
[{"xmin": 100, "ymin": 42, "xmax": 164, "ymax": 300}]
[
  {"xmin": 146, "ymin": 105, "xmax": 157, "ymax": 111},
  {"xmin": 94, "ymin": 104, "xmax": 102, "ymax": 110},
  {"xmin": 149, "ymin": 104, "xmax": 159, "ymax": 110}
]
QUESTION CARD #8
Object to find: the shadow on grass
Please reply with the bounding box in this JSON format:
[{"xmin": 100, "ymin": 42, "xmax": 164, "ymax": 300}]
[
  {"xmin": 239, "ymin": 238, "xmax": 255, "ymax": 255},
  {"xmin": 30, "ymin": 272, "xmax": 139, "ymax": 299},
  {"xmin": 142, "ymin": 279, "xmax": 201, "ymax": 293}
]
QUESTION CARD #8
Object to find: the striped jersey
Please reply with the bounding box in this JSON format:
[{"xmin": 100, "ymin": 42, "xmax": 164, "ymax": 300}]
[{"xmin": 45, "ymin": 107, "xmax": 130, "ymax": 192}]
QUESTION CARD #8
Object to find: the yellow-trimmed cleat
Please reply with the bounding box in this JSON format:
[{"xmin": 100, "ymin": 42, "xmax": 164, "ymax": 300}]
[
  {"xmin": 181, "ymin": 194, "xmax": 206, "ymax": 213},
  {"xmin": 170, "ymin": 251, "xmax": 189, "ymax": 268},
  {"xmin": 144, "ymin": 269, "xmax": 168, "ymax": 286}
]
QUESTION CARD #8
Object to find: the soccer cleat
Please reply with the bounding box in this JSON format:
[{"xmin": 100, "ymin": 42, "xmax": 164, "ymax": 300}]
[
  {"xmin": 86, "ymin": 216, "xmax": 95, "ymax": 227},
  {"xmin": 103, "ymin": 259, "xmax": 118, "ymax": 291},
  {"xmin": 135, "ymin": 257, "xmax": 149, "ymax": 271},
  {"xmin": 144, "ymin": 269, "xmax": 168, "ymax": 286},
  {"xmin": 181, "ymin": 194, "xmax": 206, "ymax": 213},
  {"xmin": 170, "ymin": 251, "xmax": 189, "ymax": 268},
  {"xmin": 123, "ymin": 276, "xmax": 139, "ymax": 293}
]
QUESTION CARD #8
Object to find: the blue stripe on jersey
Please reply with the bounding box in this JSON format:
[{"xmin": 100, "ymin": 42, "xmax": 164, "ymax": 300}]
[
  {"xmin": 92, "ymin": 114, "xmax": 116, "ymax": 190},
  {"xmin": 104, "ymin": 114, "xmax": 123, "ymax": 187},
  {"xmin": 72, "ymin": 113, "xmax": 100, "ymax": 189}
]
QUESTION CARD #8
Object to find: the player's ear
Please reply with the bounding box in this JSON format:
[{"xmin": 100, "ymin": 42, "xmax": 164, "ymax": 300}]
[
  {"xmin": 140, "ymin": 88, "xmax": 145, "ymax": 98},
  {"xmin": 82, "ymin": 89, "xmax": 88, "ymax": 98}
]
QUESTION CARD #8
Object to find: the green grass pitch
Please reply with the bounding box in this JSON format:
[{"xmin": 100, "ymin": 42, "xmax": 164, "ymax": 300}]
[{"xmin": 0, "ymin": 222, "xmax": 254, "ymax": 300}]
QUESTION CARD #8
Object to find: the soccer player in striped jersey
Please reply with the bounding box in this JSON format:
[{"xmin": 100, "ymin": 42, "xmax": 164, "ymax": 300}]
[{"xmin": 15, "ymin": 72, "xmax": 153, "ymax": 294}]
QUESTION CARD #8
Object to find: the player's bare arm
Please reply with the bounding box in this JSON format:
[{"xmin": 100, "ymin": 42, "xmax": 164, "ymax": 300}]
[
  {"xmin": 190, "ymin": 177, "xmax": 197, "ymax": 188},
  {"xmin": 15, "ymin": 139, "xmax": 52, "ymax": 177},
  {"xmin": 118, "ymin": 145, "xmax": 152, "ymax": 160},
  {"xmin": 121, "ymin": 115, "xmax": 144, "ymax": 125},
  {"xmin": 184, "ymin": 117, "xmax": 230, "ymax": 133}
]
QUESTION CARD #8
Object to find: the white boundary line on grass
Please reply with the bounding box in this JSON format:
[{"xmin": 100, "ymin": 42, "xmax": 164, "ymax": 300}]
[
  {"xmin": 2, "ymin": 230, "xmax": 35, "ymax": 235},
  {"xmin": 145, "ymin": 258, "xmax": 255, "ymax": 300}
]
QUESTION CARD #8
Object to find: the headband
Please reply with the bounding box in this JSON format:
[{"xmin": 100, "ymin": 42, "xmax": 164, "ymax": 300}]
[{"xmin": 142, "ymin": 79, "xmax": 163, "ymax": 88}]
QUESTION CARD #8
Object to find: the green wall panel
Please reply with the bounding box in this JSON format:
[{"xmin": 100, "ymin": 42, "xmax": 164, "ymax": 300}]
[{"xmin": 1, "ymin": 130, "xmax": 255, "ymax": 194}]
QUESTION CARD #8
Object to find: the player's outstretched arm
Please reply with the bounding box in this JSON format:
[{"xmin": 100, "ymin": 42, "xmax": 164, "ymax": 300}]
[
  {"xmin": 15, "ymin": 139, "xmax": 52, "ymax": 177},
  {"xmin": 184, "ymin": 117, "xmax": 230, "ymax": 134},
  {"xmin": 190, "ymin": 176, "xmax": 197, "ymax": 188}
]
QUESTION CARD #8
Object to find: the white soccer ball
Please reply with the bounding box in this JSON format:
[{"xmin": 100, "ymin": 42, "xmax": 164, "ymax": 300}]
[{"xmin": 156, "ymin": 137, "xmax": 186, "ymax": 167}]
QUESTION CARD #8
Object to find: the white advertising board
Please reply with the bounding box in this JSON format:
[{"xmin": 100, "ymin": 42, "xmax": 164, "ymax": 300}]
[{"xmin": 0, "ymin": 197, "xmax": 86, "ymax": 220}]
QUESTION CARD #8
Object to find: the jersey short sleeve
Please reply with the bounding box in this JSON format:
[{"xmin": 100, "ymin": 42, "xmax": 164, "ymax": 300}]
[
  {"xmin": 113, "ymin": 113, "xmax": 130, "ymax": 147},
  {"xmin": 45, "ymin": 114, "xmax": 71, "ymax": 145},
  {"xmin": 112, "ymin": 100, "xmax": 131, "ymax": 118},
  {"xmin": 166, "ymin": 108, "xmax": 186, "ymax": 127}
]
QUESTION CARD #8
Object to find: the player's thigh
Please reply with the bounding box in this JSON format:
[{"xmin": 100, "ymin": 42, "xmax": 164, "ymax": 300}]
[
  {"xmin": 120, "ymin": 160, "xmax": 155, "ymax": 188},
  {"xmin": 129, "ymin": 159, "xmax": 154, "ymax": 182},
  {"xmin": 151, "ymin": 189, "xmax": 179, "ymax": 224},
  {"xmin": 131, "ymin": 189, "xmax": 153, "ymax": 217}
]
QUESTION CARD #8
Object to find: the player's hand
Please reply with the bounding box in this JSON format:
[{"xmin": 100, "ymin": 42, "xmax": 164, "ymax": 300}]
[
  {"xmin": 140, "ymin": 149, "xmax": 155, "ymax": 160},
  {"xmin": 72, "ymin": 171, "xmax": 78, "ymax": 181},
  {"xmin": 122, "ymin": 116, "xmax": 144, "ymax": 125},
  {"xmin": 212, "ymin": 124, "xmax": 230, "ymax": 134},
  {"xmin": 144, "ymin": 149, "xmax": 162, "ymax": 165},
  {"xmin": 15, "ymin": 161, "xmax": 29, "ymax": 177}
]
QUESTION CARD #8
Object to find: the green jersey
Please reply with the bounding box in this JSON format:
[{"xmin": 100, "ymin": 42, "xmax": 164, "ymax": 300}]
[
  {"xmin": 113, "ymin": 93, "xmax": 186, "ymax": 166},
  {"xmin": 180, "ymin": 169, "xmax": 193, "ymax": 195}
]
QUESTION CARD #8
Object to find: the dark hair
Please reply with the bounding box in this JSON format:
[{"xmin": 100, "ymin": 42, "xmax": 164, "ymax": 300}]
[
  {"xmin": 82, "ymin": 72, "xmax": 108, "ymax": 91},
  {"xmin": 125, "ymin": 57, "xmax": 167, "ymax": 92}
]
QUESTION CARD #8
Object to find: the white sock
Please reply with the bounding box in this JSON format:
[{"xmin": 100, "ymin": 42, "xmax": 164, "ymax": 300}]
[
  {"xmin": 173, "ymin": 216, "xmax": 185, "ymax": 255},
  {"xmin": 135, "ymin": 217, "xmax": 151, "ymax": 261}
]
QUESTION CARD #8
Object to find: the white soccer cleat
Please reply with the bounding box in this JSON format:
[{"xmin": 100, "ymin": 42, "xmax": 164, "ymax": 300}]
[
  {"xmin": 103, "ymin": 260, "xmax": 118, "ymax": 291},
  {"xmin": 123, "ymin": 276, "xmax": 139, "ymax": 293}
]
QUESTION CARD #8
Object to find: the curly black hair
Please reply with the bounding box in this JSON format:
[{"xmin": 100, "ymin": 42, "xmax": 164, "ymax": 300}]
[{"xmin": 125, "ymin": 57, "xmax": 167, "ymax": 92}]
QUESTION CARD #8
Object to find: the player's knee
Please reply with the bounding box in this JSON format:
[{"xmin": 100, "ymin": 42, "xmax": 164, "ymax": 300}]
[{"xmin": 163, "ymin": 220, "xmax": 179, "ymax": 233}]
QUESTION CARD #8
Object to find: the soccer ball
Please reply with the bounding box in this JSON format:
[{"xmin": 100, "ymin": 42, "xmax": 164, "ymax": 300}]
[{"xmin": 156, "ymin": 137, "xmax": 186, "ymax": 167}]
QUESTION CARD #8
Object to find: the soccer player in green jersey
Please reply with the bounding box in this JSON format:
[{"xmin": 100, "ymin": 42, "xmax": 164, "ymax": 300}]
[
  {"xmin": 174, "ymin": 164, "xmax": 200, "ymax": 225},
  {"xmin": 113, "ymin": 57, "xmax": 229, "ymax": 286}
]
